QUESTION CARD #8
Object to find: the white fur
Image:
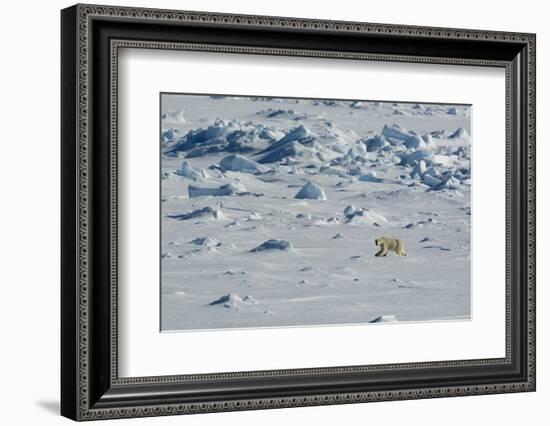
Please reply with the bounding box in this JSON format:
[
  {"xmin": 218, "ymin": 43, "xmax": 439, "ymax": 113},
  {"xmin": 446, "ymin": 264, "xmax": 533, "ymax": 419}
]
[{"xmin": 375, "ymin": 237, "xmax": 406, "ymax": 257}]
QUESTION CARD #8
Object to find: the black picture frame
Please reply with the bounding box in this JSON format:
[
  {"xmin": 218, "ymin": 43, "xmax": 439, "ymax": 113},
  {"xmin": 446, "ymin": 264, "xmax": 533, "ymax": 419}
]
[{"xmin": 61, "ymin": 4, "xmax": 536, "ymax": 421}]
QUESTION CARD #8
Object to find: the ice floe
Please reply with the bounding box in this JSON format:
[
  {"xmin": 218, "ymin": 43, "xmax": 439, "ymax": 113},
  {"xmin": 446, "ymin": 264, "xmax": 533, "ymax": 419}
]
[
  {"xmin": 162, "ymin": 110, "xmax": 186, "ymax": 124},
  {"xmin": 381, "ymin": 123, "xmax": 412, "ymax": 141},
  {"xmin": 220, "ymin": 154, "xmax": 265, "ymax": 174},
  {"xmin": 190, "ymin": 237, "xmax": 221, "ymax": 247},
  {"xmin": 369, "ymin": 315, "xmax": 398, "ymax": 323},
  {"xmin": 294, "ymin": 181, "xmax": 327, "ymax": 200},
  {"xmin": 188, "ymin": 182, "xmax": 247, "ymax": 198},
  {"xmin": 344, "ymin": 206, "xmax": 388, "ymax": 226},
  {"xmin": 449, "ymin": 127, "xmax": 470, "ymax": 139},
  {"xmin": 250, "ymin": 239, "xmax": 293, "ymax": 252},
  {"xmin": 176, "ymin": 161, "xmax": 208, "ymax": 180},
  {"xmin": 167, "ymin": 206, "xmax": 226, "ymax": 221},
  {"xmin": 208, "ymin": 293, "xmax": 258, "ymax": 310}
]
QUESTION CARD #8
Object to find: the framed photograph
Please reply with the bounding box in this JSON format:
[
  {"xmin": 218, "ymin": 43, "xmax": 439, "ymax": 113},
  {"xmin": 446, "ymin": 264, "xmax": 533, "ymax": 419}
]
[{"xmin": 61, "ymin": 4, "xmax": 536, "ymax": 421}]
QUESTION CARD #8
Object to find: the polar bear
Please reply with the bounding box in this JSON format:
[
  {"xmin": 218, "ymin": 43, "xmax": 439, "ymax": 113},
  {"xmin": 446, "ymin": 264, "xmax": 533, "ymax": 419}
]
[{"xmin": 375, "ymin": 237, "xmax": 406, "ymax": 257}]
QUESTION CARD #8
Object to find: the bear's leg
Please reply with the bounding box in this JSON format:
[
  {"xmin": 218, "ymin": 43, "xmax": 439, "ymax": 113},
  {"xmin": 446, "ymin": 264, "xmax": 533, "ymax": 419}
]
[
  {"xmin": 396, "ymin": 241, "xmax": 406, "ymax": 256},
  {"xmin": 376, "ymin": 247, "xmax": 388, "ymax": 257}
]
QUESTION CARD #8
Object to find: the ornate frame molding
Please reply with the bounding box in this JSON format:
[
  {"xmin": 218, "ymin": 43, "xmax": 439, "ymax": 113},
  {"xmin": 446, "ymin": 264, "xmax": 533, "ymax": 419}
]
[{"xmin": 61, "ymin": 4, "xmax": 536, "ymax": 421}]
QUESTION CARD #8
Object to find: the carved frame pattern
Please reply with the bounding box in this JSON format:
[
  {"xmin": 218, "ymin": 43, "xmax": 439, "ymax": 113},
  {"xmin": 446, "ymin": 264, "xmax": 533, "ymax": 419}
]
[{"xmin": 61, "ymin": 4, "xmax": 536, "ymax": 421}]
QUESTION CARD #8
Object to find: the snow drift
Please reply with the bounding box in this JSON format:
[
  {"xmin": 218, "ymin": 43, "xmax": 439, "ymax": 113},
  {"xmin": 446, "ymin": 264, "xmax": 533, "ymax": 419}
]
[
  {"xmin": 294, "ymin": 181, "xmax": 327, "ymax": 200},
  {"xmin": 250, "ymin": 239, "xmax": 293, "ymax": 252},
  {"xmin": 449, "ymin": 127, "xmax": 469, "ymax": 139},
  {"xmin": 208, "ymin": 293, "xmax": 257, "ymax": 310},
  {"xmin": 220, "ymin": 154, "xmax": 265, "ymax": 174},
  {"xmin": 161, "ymin": 128, "xmax": 178, "ymax": 143},
  {"xmin": 381, "ymin": 123, "xmax": 412, "ymax": 141},
  {"xmin": 190, "ymin": 237, "xmax": 221, "ymax": 247},
  {"xmin": 167, "ymin": 206, "xmax": 226, "ymax": 221},
  {"xmin": 176, "ymin": 161, "xmax": 207, "ymax": 180},
  {"xmin": 188, "ymin": 182, "xmax": 246, "ymax": 198},
  {"xmin": 362, "ymin": 135, "xmax": 389, "ymax": 152},
  {"xmin": 359, "ymin": 171, "xmax": 383, "ymax": 183},
  {"xmin": 256, "ymin": 122, "xmax": 354, "ymax": 164},
  {"xmin": 370, "ymin": 315, "xmax": 398, "ymax": 323},
  {"xmin": 344, "ymin": 206, "xmax": 388, "ymax": 226},
  {"xmin": 162, "ymin": 110, "xmax": 186, "ymax": 124},
  {"xmin": 165, "ymin": 119, "xmax": 274, "ymax": 157}
]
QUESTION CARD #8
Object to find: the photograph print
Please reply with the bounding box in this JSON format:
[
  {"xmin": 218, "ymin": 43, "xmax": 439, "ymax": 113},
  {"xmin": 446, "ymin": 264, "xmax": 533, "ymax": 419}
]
[{"xmin": 160, "ymin": 93, "xmax": 471, "ymax": 331}]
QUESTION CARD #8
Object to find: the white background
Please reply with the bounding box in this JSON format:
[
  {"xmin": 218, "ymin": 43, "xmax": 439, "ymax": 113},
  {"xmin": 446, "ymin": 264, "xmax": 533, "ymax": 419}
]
[
  {"xmin": 0, "ymin": 0, "xmax": 547, "ymax": 425},
  {"xmin": 119, "ymin": 49, "xmax": 505, "ymax": 376}
]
